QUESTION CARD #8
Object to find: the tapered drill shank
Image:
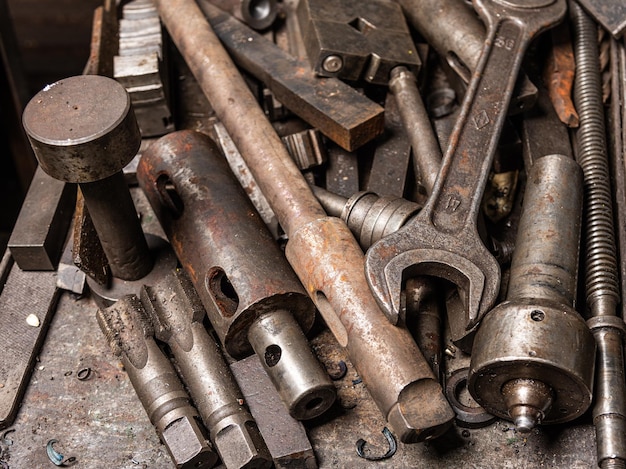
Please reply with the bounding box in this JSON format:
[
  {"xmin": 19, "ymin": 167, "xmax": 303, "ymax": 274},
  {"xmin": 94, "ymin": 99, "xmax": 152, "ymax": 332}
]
[
  {"xmin": 141, "ymin": 270, "xmax": 272, "ymax": 469},
  {"xmin": 97, "ymin": 295, "xmax": 218, "ymax": 469},
  {"xmin": 152, "ymin": 0, "xmax": 453, "ymax": 441}
]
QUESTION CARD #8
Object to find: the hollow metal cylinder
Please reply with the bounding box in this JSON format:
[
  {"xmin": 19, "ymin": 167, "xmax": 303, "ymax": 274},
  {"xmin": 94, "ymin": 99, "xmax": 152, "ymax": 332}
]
[
  {"xmin": 137, "ymin": 130, "xmax": 335, "ymax": 420},
  {"xmin": 22, "ymin": 75, "xmax": 151, "ymax": 281},
  {"xmin": 469, "ymin": 154, "xmax": 596, "ymax": 429}
]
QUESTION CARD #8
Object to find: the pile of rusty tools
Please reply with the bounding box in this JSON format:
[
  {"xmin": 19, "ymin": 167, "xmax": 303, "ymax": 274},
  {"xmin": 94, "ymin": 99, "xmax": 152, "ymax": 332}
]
[{"xmin": 4, "ymin": 0, "xmax": 626, "ymax": 467}]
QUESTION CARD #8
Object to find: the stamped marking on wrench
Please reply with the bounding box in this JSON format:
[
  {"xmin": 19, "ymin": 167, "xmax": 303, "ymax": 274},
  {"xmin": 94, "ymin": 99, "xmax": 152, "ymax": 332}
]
[{"xmin": 365, "ymin": 0, "xmax": 566, "ymax": 341}]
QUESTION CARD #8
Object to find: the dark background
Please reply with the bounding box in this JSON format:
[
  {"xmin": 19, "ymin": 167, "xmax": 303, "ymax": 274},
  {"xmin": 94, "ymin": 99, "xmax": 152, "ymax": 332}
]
[{"xmin": 0, "ymin": 0, "xmax": 101, "ymax": 252}]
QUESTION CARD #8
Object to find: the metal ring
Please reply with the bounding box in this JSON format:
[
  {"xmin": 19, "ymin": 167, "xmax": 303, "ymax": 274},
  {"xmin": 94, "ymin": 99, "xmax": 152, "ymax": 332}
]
[
  {"xmin": 356, "ymin": 427, "xmax": 397, "ymax": 461},
  {"xmin": 76, "ymin": 368, "xmax": 93, "ymax": 381},
  {"xmin": 445, "ymin": 367, "xmax": 497, "ymax": 428}
]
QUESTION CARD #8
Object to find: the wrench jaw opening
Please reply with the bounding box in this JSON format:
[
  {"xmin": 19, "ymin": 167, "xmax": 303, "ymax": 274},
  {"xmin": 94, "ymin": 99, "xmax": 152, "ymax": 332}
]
[{"xmin": 365, "ymin": 234, "xmax": 500, "ymax": 347}]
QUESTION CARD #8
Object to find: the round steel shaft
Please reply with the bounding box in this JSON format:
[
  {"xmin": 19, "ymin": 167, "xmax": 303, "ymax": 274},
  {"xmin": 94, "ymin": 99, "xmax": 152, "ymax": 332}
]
[
  {"xmin": 469, "ymin": 154, "xmax": 596, "ymax": 431},
  {"xmin": 389, "ymin": 66, "xmax": 442, "ymax": 194},
  {"xmin": 571, "ymin": 2, "xmax": 626, "ymax": 467},
  {"xmin": 22, "ymin": 75, "xmax": 151, "ymax": 281}
]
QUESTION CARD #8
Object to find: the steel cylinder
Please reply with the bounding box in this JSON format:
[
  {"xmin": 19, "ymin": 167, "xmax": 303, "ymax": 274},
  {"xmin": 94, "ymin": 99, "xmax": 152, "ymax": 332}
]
[
  {"xmin": 137, "ymin": 130, "xmax": 335, "ymax": 420},
  {"xmin": 469, "ymin": 154, "xmax": 596, "ymax": 429},
  {"xmin": 22, "ymin": 75, "xmax": 152, "ymax": 281},
  {"xmin": 389, "ymin": 66, "xmax": 442, "ymax": 194}
]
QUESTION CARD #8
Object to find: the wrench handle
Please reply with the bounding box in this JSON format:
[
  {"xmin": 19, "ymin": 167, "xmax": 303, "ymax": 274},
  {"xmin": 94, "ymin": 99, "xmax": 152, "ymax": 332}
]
[{"xmin": 425, "ymin": 18, "xmax": 527, "ymax": 234}]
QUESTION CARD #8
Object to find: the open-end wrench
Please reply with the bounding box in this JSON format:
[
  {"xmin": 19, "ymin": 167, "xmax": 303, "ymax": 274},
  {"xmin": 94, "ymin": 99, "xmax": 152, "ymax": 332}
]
[{"xmin": 365, "ymin": 0, "xmax": 567, "ymax": 344}]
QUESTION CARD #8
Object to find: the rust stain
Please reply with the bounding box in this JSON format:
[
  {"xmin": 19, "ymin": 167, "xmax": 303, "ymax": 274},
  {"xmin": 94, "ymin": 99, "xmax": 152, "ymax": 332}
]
[{"xmin": 544, "ymin": 23, "xmax": 579, "ymax": 128}]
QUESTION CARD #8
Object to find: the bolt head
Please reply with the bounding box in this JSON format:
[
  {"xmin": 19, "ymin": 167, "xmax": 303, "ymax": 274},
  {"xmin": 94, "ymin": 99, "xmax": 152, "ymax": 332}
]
[
  {"xmin": 161, "ymin": 416, "xmax": 218, "ymax": 469},
  {"xmin": 321, "ymin": 55, "xmax": 343, "ymax": 73},
  {"xmin": 214, "ymin": 419, "xmax": 272, "ymax": 469}
]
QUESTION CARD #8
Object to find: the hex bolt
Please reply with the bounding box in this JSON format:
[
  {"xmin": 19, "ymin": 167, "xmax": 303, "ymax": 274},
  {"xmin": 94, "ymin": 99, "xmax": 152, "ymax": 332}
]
[
  {"xmin": 22, "ymin": 75, "xmax": 152, "ymax": 281},
  {"xmin": 468, "ymin": 154, "xmax": 596, "ymax": 432}
]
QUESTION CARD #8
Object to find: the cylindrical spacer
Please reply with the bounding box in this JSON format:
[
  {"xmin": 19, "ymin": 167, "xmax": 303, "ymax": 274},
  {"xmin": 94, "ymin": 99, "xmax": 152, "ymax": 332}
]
[{"xmin": 22, "ymin": 75, "xmax": 151, "ymax": 280}]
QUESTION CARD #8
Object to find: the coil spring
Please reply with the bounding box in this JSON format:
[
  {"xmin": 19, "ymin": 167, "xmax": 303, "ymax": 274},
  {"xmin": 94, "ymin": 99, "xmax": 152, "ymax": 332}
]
[{"xmin": 571, "ymin": 2, "xmax": 620, "ymax": 316}]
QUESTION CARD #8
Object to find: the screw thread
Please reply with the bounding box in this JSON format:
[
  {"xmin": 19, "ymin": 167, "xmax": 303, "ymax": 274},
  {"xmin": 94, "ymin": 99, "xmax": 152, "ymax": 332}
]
[{"xmin": 571, "ymin": 1, "xmax": 620, "ymax": 316}]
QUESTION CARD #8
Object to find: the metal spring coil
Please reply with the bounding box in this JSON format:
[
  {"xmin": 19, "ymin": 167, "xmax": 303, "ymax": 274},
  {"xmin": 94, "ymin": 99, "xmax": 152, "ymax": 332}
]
[{"xmin": 570, "ymin": 1, "xmax": 620, "ymax": 317}]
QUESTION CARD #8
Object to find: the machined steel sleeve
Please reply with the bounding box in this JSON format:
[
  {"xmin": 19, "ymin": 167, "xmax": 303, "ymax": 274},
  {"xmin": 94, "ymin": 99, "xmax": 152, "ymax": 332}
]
[
  {"xmin": 507, "ymin": 154, "xmax": 583, "ymax": 305},
  {"xmin": 137, "ymin": 130, "xmax": 314, "ymax": 359}
]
